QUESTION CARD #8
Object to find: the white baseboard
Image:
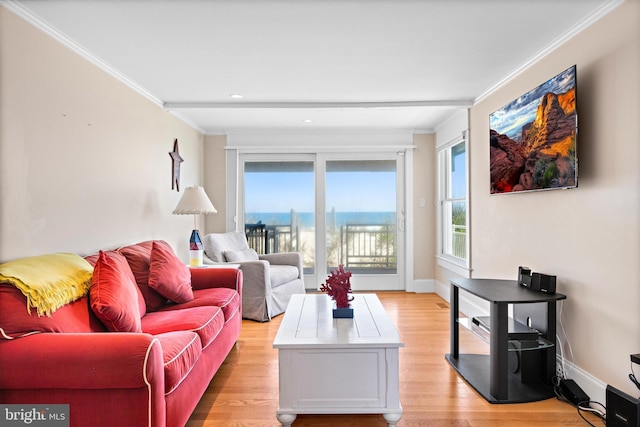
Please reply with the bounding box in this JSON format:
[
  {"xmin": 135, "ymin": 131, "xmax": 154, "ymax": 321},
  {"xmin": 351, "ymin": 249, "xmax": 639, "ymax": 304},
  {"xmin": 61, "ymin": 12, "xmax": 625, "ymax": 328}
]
[{"xmin": 413, "ymin": 279, "xmax": 434, "ymax": 293}]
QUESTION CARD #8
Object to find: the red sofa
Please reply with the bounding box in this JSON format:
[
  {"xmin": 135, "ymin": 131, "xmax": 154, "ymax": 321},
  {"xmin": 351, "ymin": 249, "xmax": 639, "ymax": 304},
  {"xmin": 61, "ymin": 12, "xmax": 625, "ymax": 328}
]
[{"xmin": 0, "ymin": 240, "xmax": 242, "ymax": 427}]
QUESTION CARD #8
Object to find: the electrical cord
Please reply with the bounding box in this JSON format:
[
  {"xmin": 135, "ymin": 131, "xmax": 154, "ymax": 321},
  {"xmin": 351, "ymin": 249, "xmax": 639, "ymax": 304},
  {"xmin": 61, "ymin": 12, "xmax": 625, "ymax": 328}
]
[
  {"xmin": 556, "ymin": 332, "xmax": 567, "ymax": 380},
  {"xmin": 553, "ymin": 376, "xmax": 605, "ymax": 426},
  {"xmin": 557, "ymin": 300, "xmax": 574, "ymax": 379},
  {"xmin": 577, "ymin": 401, "xmax": 606, "ymax": 427}
]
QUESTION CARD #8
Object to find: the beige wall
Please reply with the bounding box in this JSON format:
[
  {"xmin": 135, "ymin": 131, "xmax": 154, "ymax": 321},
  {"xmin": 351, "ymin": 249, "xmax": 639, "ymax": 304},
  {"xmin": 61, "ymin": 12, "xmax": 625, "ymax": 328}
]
[
  {"xmin": 203, "ymin": 135, "xmax": 228, "ymax": 234},
  {"xmin": 465, "ymin": 0, "xmax": 639, "ymax": 395},
  {"xmin": 0, "ymin": 8, "xmax": 205, "ymax": 262},
  {"xmin": 412, "ymin": 133, "xmax": 436, "ymax": 281}
]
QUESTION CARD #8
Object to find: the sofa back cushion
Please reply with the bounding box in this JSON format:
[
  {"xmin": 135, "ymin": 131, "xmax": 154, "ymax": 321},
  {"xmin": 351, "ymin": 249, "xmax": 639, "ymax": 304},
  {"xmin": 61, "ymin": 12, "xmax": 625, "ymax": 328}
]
[
  {"xmin": 0, "ymin": 286, "xmax": 104, "ymax": 339},
  {"xmin": 118, "ymin": 241, "xmax": 168, "ymax": 312},
  {"xmin": 90, "ymin": 251, "xmax": 144, "ymax": 332}
]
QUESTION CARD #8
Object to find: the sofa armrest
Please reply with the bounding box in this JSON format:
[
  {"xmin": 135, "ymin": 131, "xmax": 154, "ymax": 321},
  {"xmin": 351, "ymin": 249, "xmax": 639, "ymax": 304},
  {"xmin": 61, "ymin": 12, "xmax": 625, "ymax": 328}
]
[
  {"xmin": 260, "ymin": 252, "xmax": 304, "ymax": 280},
  {"xmin": 189, "ymin": 266, "xmax": 243, "ymax": 295},
  {"xmin": 0, "ymin": 332, "xmax": 163, "ymax": 390}
]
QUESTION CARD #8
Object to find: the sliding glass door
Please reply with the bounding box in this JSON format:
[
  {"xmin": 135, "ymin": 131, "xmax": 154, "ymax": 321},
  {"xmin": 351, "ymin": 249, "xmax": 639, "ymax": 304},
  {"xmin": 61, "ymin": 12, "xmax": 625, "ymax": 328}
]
[{"xmin": 240, "ymin": 152, "xmax": 405, "ymax": 291}]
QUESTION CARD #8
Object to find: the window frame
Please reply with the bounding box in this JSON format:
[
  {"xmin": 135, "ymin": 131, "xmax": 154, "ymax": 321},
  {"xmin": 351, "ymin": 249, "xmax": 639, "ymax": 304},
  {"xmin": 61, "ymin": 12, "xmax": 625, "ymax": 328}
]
[{"xmin": 436, "ymin": 132, "xmax": 470, "ymax": 277}]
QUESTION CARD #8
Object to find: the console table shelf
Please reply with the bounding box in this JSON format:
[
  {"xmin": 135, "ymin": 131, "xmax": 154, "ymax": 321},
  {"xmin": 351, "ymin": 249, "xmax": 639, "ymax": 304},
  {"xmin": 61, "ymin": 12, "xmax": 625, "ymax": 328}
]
[
  {"xmin": 446, "ymin": 278, "xmax": 566, "ymax": 404},
  {"xmin": 457, "ymin": 317, "xmax": 555, "ymax": 352}
]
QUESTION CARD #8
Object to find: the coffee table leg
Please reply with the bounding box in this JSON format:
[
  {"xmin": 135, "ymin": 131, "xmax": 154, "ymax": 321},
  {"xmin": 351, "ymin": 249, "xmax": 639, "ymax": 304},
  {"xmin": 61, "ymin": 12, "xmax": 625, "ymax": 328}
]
[
  {"xmin": 383, "ymin": 411, "xmax": 402, "ymax": 427},
  {"xmin": 276, "ymin": 413, "xmax": 297, "ymax": 426}
]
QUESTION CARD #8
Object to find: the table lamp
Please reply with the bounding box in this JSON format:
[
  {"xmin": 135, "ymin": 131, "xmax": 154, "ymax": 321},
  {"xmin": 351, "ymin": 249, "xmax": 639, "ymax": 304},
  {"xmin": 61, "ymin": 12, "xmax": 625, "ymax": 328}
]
[{"xmin": 172, "ymin": 186, "xmax": 217, "ymax": 266}]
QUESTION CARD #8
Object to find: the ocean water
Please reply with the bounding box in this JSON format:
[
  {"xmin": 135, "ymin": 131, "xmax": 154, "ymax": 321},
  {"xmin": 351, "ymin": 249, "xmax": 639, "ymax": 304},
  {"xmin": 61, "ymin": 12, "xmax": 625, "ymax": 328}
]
[{"xmin": 245, "ymin": 211, "xmax": 395, "ymax": 228}]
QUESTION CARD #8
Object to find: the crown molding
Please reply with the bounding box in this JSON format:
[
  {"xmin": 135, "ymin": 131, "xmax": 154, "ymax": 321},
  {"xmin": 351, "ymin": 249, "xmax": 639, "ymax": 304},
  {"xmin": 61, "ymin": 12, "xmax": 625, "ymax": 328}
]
[{"xmin": 475, "ymin": 0, "xmax": 625, "ymax": 104}]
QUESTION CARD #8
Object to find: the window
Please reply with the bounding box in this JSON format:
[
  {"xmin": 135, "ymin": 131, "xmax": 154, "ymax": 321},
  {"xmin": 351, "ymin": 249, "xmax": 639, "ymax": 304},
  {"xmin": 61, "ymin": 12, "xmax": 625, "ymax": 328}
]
[
  {"xmin": 243, "ymin": 160, "xmax": 315, "ymax": 274},
  {"xmin": 437, "ymin": 135, "xmax": 468, "ymax": 273}
]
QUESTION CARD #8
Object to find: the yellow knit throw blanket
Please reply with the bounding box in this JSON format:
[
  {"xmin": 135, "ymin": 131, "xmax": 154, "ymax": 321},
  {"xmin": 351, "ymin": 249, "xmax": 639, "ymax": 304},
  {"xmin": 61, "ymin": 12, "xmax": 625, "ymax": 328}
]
[{"xmin": 0, "ymin": 253, "xmax": 93, "ymax": 317}]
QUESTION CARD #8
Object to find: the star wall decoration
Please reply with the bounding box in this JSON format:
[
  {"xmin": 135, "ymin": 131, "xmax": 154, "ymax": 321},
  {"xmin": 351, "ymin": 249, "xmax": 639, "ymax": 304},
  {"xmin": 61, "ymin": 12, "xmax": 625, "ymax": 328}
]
[{"xmin": 169, "ymin": 138, "xmax": 183, "ymax": 191}]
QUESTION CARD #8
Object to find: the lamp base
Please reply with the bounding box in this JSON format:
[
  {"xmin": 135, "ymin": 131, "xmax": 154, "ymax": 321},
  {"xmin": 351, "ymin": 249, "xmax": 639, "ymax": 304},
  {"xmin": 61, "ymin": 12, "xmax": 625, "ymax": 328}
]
[
  {"xmin": 189, "ymin": 229, "xmax": 203, "ymax": 267},
  {"xmin": 189, "ymin": 250, "xmax": 203, "ymax": 267}
]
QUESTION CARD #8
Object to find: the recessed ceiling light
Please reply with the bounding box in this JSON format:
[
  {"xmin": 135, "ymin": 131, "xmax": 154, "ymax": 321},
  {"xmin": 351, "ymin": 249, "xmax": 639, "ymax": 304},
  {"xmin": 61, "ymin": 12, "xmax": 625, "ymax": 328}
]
[
  {"xmin": 229, "ymin": 94, "xmax": 244, "ymax": 99},
  {"xmin": 303, "ymin": 119, "xmax": 313, "ymax": 123}
]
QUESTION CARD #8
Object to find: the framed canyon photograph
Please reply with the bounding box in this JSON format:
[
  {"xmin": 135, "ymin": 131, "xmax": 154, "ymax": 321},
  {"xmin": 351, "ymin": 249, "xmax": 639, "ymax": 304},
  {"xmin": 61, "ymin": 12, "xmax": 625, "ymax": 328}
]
[{"xmin": 489, "ymin": 65, "xmax": 578, "ymax": 194}]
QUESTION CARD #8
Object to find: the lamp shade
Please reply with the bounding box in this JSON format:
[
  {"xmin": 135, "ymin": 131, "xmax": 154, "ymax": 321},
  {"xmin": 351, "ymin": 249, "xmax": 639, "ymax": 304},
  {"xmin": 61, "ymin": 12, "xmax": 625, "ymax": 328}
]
[{"xmin": 172, "ymin": 186, "xmax": 217, "ymax": 215}]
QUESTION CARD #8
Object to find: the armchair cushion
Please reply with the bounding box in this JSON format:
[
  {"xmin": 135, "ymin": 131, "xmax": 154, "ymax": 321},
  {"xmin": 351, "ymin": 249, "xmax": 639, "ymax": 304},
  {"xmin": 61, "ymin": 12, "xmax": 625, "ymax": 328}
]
[
  {"xmin": 270, "ymin": 265, "xmax": 300, "ymax": 288},
  {"xmin": 224, "ymin": 248, "xmax": 259, "ymax": 262},
  {"xmin": 148, "ymin": 241, "xmax": 193, "ymax": 304},
  {"xmin": 203, "ymin": 231, "xmax": 248, "ymax": 263},
  {"xmin": 90, "ymin": 251, "xmax": 144, "ymax": 333}
]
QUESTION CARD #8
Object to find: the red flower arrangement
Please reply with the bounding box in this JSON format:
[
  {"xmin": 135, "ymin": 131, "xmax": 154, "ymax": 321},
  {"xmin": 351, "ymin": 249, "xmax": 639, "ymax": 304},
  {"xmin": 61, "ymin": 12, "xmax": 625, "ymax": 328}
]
[{"xmin": 320, "ymin": 265, "xmax": 353, "ymax": 309}]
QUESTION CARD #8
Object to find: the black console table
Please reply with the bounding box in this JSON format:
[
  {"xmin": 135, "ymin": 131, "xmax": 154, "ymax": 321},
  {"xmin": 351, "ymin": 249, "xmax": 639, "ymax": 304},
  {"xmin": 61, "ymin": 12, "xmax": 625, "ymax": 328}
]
[{"xmin": 445, "ymin": 278, "xmax": 566, "ymax": 403}]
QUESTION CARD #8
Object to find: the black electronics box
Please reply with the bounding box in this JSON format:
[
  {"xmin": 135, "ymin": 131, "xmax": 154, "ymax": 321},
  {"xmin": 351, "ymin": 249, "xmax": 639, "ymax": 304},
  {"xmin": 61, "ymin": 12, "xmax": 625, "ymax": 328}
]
[
  {"xmin": 531, "ymin": 272, "xmax": 556, "ymax": 293},
  {"xmin": 606, "ymin": 385, "xmax": 640, "ymax": 427},
  {"xmin": 518, "ymin": 266, "xmax": 532, "ymax": 288},
  {"xmin": 559, "ymin": 379, "xmax": 590, "ymax": 405}
]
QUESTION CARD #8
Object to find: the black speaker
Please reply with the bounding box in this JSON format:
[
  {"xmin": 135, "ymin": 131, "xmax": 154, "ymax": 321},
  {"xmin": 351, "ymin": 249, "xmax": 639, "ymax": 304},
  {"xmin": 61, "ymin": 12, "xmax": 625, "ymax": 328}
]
[
  {"xmin": 518, "ymin": 266, "xmax": 532, "ymax": 288},
  {"xmin": 508, "ymin": 340, "xmax": 541, "ymax": 383},
  {"xmin": 606, "ymin": 385, "xmax": 640, "ymax": 427},
  {"xmin": 531, "ymin": 273, "xmax": 556, "ymax": 293}
]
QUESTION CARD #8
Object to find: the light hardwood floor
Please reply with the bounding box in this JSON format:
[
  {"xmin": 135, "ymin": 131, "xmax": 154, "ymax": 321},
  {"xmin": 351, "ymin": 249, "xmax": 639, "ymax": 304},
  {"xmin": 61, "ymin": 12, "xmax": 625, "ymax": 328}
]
[{"xmin": 186, "ymin": 292, "xmax": 599, "ymax": 427}]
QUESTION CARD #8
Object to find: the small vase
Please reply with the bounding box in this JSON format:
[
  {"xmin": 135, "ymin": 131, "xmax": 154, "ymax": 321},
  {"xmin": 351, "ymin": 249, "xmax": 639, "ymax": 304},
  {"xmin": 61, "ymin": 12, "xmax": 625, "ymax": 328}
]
[{"xmin": 332, "ymin": 306, "xmax": 354, "ymax": 318}]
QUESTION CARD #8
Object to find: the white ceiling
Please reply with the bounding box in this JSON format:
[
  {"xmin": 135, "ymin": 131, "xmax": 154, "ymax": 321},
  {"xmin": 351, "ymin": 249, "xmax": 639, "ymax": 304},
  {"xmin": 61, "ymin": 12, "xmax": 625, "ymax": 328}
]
[{"xmin": 5, "ymin": 0, "xmax": 620, "ymax": 134}]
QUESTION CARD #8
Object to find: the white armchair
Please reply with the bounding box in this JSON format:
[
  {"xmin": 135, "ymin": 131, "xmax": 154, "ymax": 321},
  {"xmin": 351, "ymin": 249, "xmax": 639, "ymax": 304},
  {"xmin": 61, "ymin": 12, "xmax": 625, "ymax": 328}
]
[{"xmin": 202, "ymin": 231, "xmax": 306, "ymax": 322}]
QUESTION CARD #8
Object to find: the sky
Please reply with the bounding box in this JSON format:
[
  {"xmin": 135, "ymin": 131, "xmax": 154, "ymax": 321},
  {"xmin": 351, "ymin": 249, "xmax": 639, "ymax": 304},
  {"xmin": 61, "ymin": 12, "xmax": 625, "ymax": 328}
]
[
  {"xmin": 489, "ymin": 65, "xmax": 576, "ymax": 141},
  {"xmin": 244, "ymin": 170, "xmax": 396, "ymax": 213}
]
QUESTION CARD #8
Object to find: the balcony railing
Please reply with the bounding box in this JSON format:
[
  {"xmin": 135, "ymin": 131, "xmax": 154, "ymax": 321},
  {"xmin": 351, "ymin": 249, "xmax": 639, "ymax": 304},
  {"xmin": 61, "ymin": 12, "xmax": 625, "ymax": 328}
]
[
  {"xmin": 245, "ymin": 220, "xmax": 398, "ymax": 274},
  {"xmin": 245, "ymin": 223, "xmax": 299, "ymax": 254},
  {"xmin": 340, "ymin": 223, "xmax": 397, "ymax": 272},
  {"xmin": 452, "ymin": 224, "xmax": 467, "ymax": 259}
]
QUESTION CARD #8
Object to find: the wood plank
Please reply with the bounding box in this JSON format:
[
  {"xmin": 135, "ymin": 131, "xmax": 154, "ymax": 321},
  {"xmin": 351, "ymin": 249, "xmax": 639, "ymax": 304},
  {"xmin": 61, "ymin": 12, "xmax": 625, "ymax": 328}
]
[{"xmin": 186, "ymin": 292, "xmax": 601, "ymax": 426}]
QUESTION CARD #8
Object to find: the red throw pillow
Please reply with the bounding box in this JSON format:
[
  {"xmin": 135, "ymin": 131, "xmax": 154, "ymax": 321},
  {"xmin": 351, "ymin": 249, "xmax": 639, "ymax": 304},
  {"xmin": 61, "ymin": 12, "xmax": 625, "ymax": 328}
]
[
  {"xmin": 90, "ymin": 251, "xmax": 143, "ymax": 332},
  {"xmin": 148, "ymin": 241, "xmax": 194, "ymax": 304},
  {"xmin": 118, "ymin": 241, "xmax": 167, "ymax": 312}
]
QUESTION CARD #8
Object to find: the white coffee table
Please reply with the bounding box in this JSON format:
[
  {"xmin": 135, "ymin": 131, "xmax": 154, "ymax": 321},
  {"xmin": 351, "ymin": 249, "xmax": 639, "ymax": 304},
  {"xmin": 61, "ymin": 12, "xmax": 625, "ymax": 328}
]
[{"xmin": 273, "ymin": 294, "xmax": 404, "ymax": 426}]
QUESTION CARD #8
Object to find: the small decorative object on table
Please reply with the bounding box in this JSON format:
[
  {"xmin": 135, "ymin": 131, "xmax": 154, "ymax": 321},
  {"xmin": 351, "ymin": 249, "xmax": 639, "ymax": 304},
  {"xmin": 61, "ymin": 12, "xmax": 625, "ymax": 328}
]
[
  {"xmin": 189, "ymin": 229, "xmax": 203, "ymax": 267},
  {"xmin": 320, "ymin": 265, "xmax": 354, "ymax": 318}
]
